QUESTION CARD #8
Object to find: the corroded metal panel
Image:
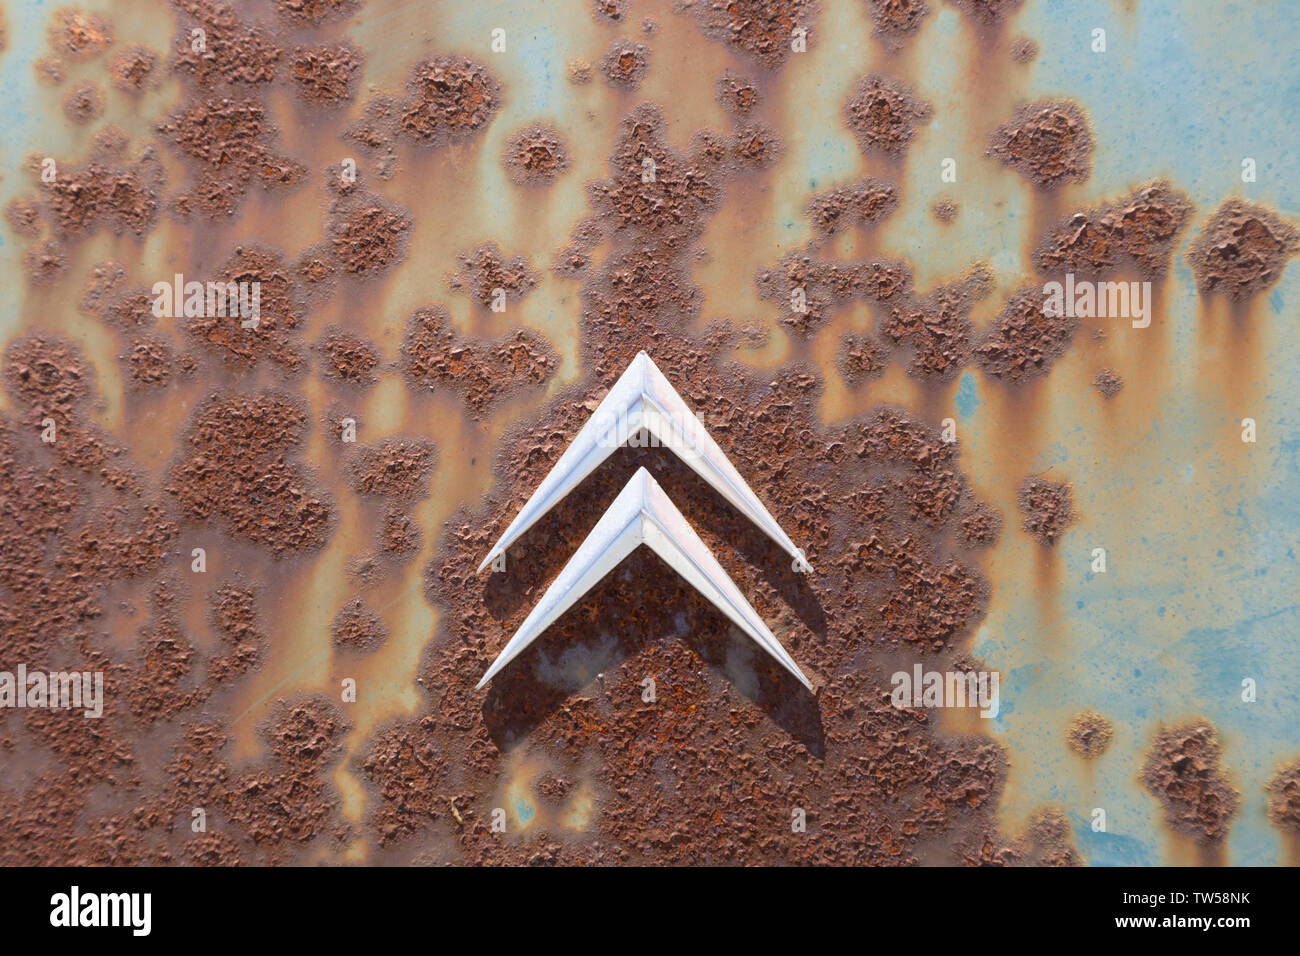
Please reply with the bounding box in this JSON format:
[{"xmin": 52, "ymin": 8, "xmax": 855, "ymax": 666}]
[{"xmin": 0, "ymin": 0, "xmax": 1296, "ymax": 868}]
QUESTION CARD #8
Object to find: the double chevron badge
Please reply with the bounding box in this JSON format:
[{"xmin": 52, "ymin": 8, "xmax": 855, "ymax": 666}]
[{"xmin": 478, "ymin": 352, "xmax": 813, "ymax": 692}]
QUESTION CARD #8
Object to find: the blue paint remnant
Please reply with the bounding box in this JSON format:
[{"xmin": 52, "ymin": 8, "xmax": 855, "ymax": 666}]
[
  {"xmin": 1181, "ymin": 608, "xmax": 1300, "ymax": 714},
  {"xmin": 1038, "ymin": 440, "xmax": 1071, "ymax": 466},
  {"xmin": 1073, "ymin": 815, "xmax": 1157, "ymax": 867},
  {"xmin": 955, "ymin": 371, "xmax": 979, "ymax": 417},
  {"xmin": 511, "ymin": 794, "xmax": 536, "ymax": 825}
]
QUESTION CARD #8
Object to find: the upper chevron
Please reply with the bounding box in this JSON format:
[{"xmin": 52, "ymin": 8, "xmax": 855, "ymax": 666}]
[{"xmin": 477, "ymin": 351, "xmax": 811, "ymax": 573}]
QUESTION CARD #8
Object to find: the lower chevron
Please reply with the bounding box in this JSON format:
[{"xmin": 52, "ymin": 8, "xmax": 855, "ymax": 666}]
[{"xmin": 477, "ymin": 466, "xmax": 813, "ymax": 691}]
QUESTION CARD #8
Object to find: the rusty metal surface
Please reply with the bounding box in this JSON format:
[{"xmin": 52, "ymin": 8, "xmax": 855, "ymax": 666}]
[{"xmin": 0, "ymin": 0, "xmax": 1297, "ymax": 866}]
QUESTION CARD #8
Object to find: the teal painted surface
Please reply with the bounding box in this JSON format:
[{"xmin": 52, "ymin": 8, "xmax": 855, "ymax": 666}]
[{"xmin": 962, "ymin": 0, "xmax": 1300, "ymax": 867}]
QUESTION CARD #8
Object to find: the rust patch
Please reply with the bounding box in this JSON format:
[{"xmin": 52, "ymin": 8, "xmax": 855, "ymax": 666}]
[
  {"xmin": 348, "ymin": 438, "xmax": 437, "ymax": 501},
  {"xmin": 1009, "ymin": 36, "xmax": 1037, "ymax": 62},
  {"xmin": 599, "ymin": 39, "xmax": 650, "ymax": 90},
  {"xmin": 63, "ymin": 81, "xmax": 104, "ymax": 124},
  {"xmin": 171, "ymin": 0, "xmax": 282, "ymax": 89},
  {"xmin": 297, "ymin": 243, "xmax": 339, "ymax": 292},
  {"xmin": 50, "ymin": 8, "xmax": 112, "ymax": 61},
  {"xmin": 124, "ymin": 337, "xmax": 181, "ymax": 389},
  {"xmin": 362, "ymin": 717, "xmax": 452, "ymax": 847},
  {"xmin": 448, "ymin": 243, "xmax": 540, "ymax": 311},
  {"xmin": 590, "ymin": 104, "xmax": 725, "ymax": 241},
  {"xmin": 959, "ymin": 503, "xmax": 1002, "ymax": 549},
  {"xmin": 1142, "ymin": 723, "xmax": 1239, "ymax": 845},
  {"xmin": 504, "ymin": 125, "xmax": 571, "ymax": 187},
  {"xmin": 400, "ymin": 306, "xmax": 557, "ymax": 415},
  {"xmin": 159, "ymin": 96, "xmax": 304, "ymax": 220},
  {"xmin": 731, "ymin": 124, "xmax": 783, "ymax": 170},
  {"xmin": 185, "ymin": 246, "xmax": 305, "ymax": 370},
  {"xmin": 975, "ymin": 286, "xmax": 1078, "ymax": 383},
  {"xmin": 867, "ymin": 0, "xmax": 930, "ymax": 45},
  {"xmin": 1092, "ymin": 367, "xmax": 1122, "ymax": 399},
  {"xmin": 1188, "ymin": 199, "xmax": 1300, "ymax": 301},
  {"xmin": 273, "ymin": 0, "xmax": 361, "ymax": 27},
  {"xmin": 332, "ymin": 598, "xmax": 389, "ymax": 651},
  {"xmin": 330, "ymin": 196, "xmax": 412, "ymax": 279},
  {"xmin": 1035, "ymin": 181, "xmax": 1192, "ymax": 279},
  {"xmin": 5, "ymin": 333, "xmax": 92, "ymax": 421},
  {"xmin": 716, "ymin": 71, "xmax": 761, "ymax": 118},
  {"xmin": 397, "ymin": 56, "xmax": 501, "ymax": 147},
  {"xmin": 167, "ymin": 392, "xmax": 334, "ymax": 555},
  {"xmin": 884, "ymin": 263, "xmax": 993, "ymax": 380},
  {"xmin": 592, "ymin": 0, "xmax": 630, "ymax": 24},
  {"xmin": 1266, "ymin": 761, "xmax": 1300, "ymax": 834},
  {"xmin": 316, "ymin": 330, "xmax": 379, "ymax": 387},
  {"xmin": 843, "ymin": 74, "xmax": 933, "ymax": 158},
  {"xmin": 378, "ymin": 508, "xmax": 421, "ymax": 560},
  {"xmin": 837, "ymin": 330, "xmax": 889, "ymax": 386},
  {"xmin": 110, "ymin": 45, "xmax": 160, "ymax": 94},
  {"xmin": 99, "ymin": 285, "xmax": 156, "ymax": 331},
  {"xmin": 6, "ymin": 198, "xmax": 43, "ymax": 238},
  {"xmin": 1017, "ymin": 476, "xmax": 1073, "ymax": 546},
  {"xmin": 1066, "ymin": 711, "xmax": 1114, "ymax": 758},
  {"xmin": 987, "ymin": 100, "xmax": 1093, "ymax": 190},
  {"xmin": 807, "ymin": 178, "xmax": 899, "ymax": 236},
  {"xmin": 757, "ymin": 250, "xmax": 911, "ymax": 337},
  {"xmin": 36, "ymin": 155, "xmax": 162, "ymax": 241},
  {"xmin": 24, "ymin": 240, "xmax": 69, "ymax": 286},
  {"xmin": 689, "ymin": 0, "xmax": 818, "ymax": 69},
  {"xmin": 291, "ymin": 42, "xmax": 364, "ymax": 108},
  {"xmin": 946, "ymin": 0, "xmax": 1024, "ymax": 26},
  {"xmin": 930, "ymin": 198, "xmax": 958, "ymax": 224},
  {"xmin": 206, "ymin": 585, "xmax": 267, "ymax": 688}
]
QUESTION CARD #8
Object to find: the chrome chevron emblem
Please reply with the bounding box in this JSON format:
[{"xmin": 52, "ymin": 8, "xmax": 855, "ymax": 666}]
[
  {"xmin": 476, "ymin": 351, "xmax": 811, "ymax": 574},
  {"xmin": 476, "ymin": 468, "xmax": 813, "ymax": 691}
]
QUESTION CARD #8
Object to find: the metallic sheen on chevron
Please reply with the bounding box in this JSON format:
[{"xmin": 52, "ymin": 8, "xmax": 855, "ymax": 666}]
[
  {"xmin": 477, "ymin": 467, "xmax": 813, "ymax": 691},
  {"xmin": 477, "ymin": 351, "xmax": 811, "ymax": 574}
]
